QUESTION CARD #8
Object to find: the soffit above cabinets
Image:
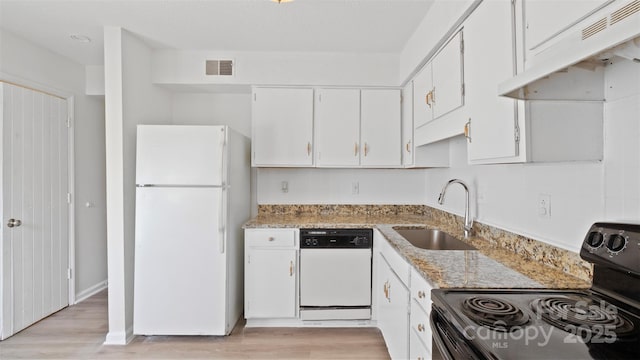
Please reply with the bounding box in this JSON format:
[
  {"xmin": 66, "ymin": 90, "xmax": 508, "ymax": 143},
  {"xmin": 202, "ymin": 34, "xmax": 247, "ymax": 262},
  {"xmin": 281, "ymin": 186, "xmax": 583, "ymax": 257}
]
[{"xmin": 499, "ymin": 0, "xmax": 640, "ymax": 101}]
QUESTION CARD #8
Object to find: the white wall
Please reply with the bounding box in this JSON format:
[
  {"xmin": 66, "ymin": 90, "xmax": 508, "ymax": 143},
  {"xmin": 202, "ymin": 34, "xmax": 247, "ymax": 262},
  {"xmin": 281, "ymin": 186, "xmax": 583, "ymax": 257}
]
[
  {"xmin": 0, "ymin": 29, "xmax": 107, "ymax": 302},
  {"xmin": 257, "ymin": 168, "xmax": 427, "ymax": 205},
  {"xmin": 104, "ymin": 27, "xmax": 172, "ymax": 345},
  {"xmin": 602, "ymin": 58, "xmax": 640, "ymax": 221},
  {"xmin": 424, "ymin": 58, "xmax": 640, "ymax": 253},
  {"xmin": 153, "ymin": 50, "xmax": 399, "ymax": 87},
  {"xmin": 426, "ymin": 136, "xmax": 603, "ymax": 252},
  {"xmin": 171, "ymin": 93, "xmax": 251, "ymax": 137}
]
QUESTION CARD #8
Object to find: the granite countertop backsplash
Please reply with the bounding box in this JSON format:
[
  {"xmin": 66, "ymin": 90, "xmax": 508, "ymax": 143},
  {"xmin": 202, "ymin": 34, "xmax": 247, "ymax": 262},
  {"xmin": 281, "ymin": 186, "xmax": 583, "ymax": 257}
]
[{"xmin": 244, "ymin": 205, "xmax": 592, "ymax": 290}]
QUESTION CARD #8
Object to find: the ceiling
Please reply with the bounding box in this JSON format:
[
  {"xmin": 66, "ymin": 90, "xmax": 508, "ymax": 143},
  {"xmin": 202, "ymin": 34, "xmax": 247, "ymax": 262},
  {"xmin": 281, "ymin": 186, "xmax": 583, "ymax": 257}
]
[{"xmin": 0, "ymin": 0, "xmax": 433, "ymax": 66}]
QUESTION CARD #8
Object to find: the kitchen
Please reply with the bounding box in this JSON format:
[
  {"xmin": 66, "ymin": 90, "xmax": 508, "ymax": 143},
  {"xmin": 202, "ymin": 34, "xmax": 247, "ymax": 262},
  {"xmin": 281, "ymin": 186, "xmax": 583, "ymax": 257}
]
[{"xmin": 1, "ymin": 0, "xmax": 639, "ymax": 359}]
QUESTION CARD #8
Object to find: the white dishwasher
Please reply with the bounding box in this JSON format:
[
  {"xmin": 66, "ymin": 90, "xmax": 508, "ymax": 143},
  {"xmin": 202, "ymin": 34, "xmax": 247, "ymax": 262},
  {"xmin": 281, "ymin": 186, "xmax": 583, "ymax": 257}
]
[{"xmin": 299, "ymin": 229, "xmax": 373, "ymax": 320}]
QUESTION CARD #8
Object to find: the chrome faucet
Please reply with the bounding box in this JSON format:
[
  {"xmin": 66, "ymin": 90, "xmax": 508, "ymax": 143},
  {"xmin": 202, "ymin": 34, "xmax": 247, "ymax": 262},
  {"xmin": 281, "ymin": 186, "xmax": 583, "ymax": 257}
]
[{"xmin": 438, "ymin": 179, "xmax": 474, "ymax": 238}]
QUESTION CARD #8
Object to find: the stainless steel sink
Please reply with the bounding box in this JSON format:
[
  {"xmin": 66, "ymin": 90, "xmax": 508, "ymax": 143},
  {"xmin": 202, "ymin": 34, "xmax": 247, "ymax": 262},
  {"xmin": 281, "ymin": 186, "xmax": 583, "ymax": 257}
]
[{"xmin": 394, "ymin": 228, "xmax": 477, "ymax": 250}]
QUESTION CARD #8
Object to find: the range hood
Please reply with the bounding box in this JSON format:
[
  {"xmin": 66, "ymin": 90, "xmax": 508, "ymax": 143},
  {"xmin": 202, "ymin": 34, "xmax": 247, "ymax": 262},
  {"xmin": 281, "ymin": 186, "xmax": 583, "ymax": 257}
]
[{"xmin": 499, "ymin": 0, "xmax": 640, "ymax": 101}]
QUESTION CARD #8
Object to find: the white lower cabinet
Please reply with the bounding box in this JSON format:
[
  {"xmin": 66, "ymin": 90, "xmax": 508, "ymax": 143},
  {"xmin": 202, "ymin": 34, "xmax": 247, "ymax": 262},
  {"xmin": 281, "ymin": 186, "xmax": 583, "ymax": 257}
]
[
  {"xmin": 410, "ymin": 268, "xmax": 435, "ymax": 360},
  {"xmin": 410, "ymin": 327, "xmax": 432, "ymax": 360},
  {"xmin": 377, "ymin": 253, "xmax": 410, "ymax": 360},
  {"xmin": 244, "ymin": 229, "xmax": 298, "ymax": 319},
  {"xmin": 376, "ymin": 233, "xmax": 437, "ymax": 360}
]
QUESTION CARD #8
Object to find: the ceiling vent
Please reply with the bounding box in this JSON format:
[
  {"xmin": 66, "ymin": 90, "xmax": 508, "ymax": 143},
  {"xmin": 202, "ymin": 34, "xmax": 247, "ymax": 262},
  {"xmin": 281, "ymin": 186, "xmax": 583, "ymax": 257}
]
[{"xmin": 205, "ymin": 60, "xmax": 234, "ymax": 76}]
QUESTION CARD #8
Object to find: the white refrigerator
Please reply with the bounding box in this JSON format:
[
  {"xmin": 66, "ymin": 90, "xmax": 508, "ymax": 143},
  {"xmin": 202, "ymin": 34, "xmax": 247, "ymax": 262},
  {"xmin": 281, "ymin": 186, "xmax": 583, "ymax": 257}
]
[{"xmin": 133, "ymin": 125, "xmax": 250, "ymax": 336}]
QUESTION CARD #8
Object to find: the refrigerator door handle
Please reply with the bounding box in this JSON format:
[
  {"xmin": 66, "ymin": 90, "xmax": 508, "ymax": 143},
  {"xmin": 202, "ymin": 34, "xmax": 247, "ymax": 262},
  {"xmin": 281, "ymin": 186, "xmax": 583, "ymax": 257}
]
[
  {"xmin": 219, "ymin": 187, "xmax": 226, "ymax": 254},
  {"xmin": 218, "ymin": 127, "xmax": 227, "ymax": 254}
]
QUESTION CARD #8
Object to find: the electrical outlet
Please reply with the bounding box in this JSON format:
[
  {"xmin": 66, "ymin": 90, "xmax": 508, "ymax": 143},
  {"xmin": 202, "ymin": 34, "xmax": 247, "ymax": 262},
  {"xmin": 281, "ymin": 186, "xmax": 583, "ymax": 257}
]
[
  {"xmin": 352, "ymin": 182, "xmax": 359, "ymax": 195},
  {"xmin": 538, "ymin": 194, "xmax": 551, "ymax": 218},
  {"xmin": 281, "ymin": 181, "xmax": 289, "ymax": 193}
]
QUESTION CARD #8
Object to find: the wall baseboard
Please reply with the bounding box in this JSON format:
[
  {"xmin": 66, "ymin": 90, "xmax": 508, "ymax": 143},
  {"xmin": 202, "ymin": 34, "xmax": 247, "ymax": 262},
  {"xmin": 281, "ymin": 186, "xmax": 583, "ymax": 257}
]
[
  {"xmin": 74, "ymin": 280, "xmax": 108, "ymax": 304},
  {"xmin": 104, "ymin": 326, "xmax": 134, "ymax": 345}
]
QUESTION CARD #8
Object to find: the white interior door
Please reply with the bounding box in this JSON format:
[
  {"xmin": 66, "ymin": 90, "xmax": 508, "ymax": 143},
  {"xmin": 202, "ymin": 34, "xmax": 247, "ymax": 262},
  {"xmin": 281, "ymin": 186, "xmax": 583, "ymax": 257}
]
[{"xmin": 1, "ymin": 82, "xmax": 70, "ymax": 340}]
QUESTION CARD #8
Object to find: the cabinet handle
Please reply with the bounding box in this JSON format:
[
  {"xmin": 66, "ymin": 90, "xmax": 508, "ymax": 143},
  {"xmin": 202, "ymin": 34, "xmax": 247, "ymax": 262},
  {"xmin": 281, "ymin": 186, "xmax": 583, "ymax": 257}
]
[
  {"xmin": 289, "ymin": 261, "xmax": 294, "ymax": 277},
  {"xmin": 354, "ymin": 142, "xmax": 359, "ymax": 156},
  {"xmin": 464, "ymin": 118, "xmax": 472, "ymax": 143},
  {"xmin": 268, "ymin": 236, "xmax": 275, "ymax": 242},
  {"xmin": 417, "ymin": 290, "xmax": 425, "ymax": 299},
  {"xmin": 406, "ymin": 140, "xmax": 411, "ymax": 153},
  {"xmin": 418, "ymin": 323, "xmax": 425, "ymax": 332},
  {"xmin": 383, "ymin": 281, "xmax": 391, "ymax": 301},
  {"xmin": 431, "ymin": 87, "xmax": 436, "ymax": 104},
  {"xmin": 307, "ymin": 142, "xmax": 312, "ymax": 156},
  {"xmin": 364, "ymin": 142, "xmax": 369, "ymax": 157},
  {"xmin": 425, "ymin": 91, "xmax": 432, "ymax": 108}
]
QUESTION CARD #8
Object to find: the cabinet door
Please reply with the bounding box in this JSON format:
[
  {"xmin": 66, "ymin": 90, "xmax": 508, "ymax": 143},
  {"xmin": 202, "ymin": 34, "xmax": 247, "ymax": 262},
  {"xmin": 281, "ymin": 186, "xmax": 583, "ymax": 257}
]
[
  {"xmin": 315, "ymin": 89, "xmax": 361, "ymax": 167},
  {"xmin": 465, "ymin": 0, "xmax": 520, "ymax": 163},
  {"xmin": 361, "ymin": 89, "xmax": 401, "ymax": 167},
  {"xmin": 252, "ymin": 88, "xmax": 313, "ymax": 166},
  {"xmin": 413, "ymin": 64, "xmax": 433, "ymax": 129},
  {"xmin": 245, "ymin": 248, "xmax": 297, "ymax": 318},
  {"xmin": 432, "ymin": 30, "xmax": 464, "ymax": 119},
  {"xmin": 401, "ymin": 83, "xmax": 414, "ymax": 167},
  {"xmin": 378, "ymin": 255, "xmax": 409, "ymax": 360}
]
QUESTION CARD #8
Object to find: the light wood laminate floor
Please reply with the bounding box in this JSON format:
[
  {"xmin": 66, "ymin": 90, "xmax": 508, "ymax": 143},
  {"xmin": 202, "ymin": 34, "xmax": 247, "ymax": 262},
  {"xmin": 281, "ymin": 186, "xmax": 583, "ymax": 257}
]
[{"xmin": 0, "ymin": 290, "xmax": 390, "ymax": 359}]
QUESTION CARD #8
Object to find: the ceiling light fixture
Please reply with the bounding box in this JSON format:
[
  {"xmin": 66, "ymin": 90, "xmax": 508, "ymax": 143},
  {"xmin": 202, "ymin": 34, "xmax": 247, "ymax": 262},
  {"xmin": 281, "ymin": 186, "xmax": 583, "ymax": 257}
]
[
  {"xmin": 70, "ymin": 34, "xmax": 92, "ymax": 43},
  {"xmin": 271, "ymin": 0, "xmax": 294, "ymax": 3}
]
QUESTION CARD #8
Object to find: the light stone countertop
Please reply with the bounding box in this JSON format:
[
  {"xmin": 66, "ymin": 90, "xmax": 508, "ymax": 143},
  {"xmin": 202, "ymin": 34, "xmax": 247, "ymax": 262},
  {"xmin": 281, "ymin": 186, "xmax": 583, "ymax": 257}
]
[{"xmin": 244, "ymin": 213, "xmax": 591, "ymax": 290}]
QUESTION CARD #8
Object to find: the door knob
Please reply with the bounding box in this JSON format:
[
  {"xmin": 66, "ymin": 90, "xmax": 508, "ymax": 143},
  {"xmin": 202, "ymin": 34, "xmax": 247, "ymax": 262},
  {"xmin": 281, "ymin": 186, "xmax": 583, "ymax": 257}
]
[{"xmin": 7, "ymin": 218, "xmax": 22, "ymax": 228}]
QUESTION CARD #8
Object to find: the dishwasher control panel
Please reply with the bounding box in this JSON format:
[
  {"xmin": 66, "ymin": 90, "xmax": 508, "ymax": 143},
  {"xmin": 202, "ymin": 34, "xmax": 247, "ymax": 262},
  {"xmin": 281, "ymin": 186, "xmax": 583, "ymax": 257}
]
[{"xmin": 300, "ymin": 228, "xmax": 373, "ymax": 249}]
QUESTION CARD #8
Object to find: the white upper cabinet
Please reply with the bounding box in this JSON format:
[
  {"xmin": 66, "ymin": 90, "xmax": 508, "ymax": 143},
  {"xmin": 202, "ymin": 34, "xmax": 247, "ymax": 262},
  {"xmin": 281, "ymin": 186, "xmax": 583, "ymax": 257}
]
[
  {"xmin": 401, "ymin": 83, "xmax": 414, "ymax": 167},
  {"xmin": 463, "ymin": 0, "xmax": 604, "ymax": 164},
  {"xmin": 413, "ymin": 30, "xmax": 464, "ymax": 130},
  {"xmin": 360, "ymin": 89, "xmax": 401, "ymax": 167},
  {"xmin": 412, "ymin": 64, "xmax": 434, "ymax": 129},
  {"xmin": 464, "ymin": 0, "xmax": 520, "ymax": 162},
  {"xmin": 252, "ymin": 87, "xmax": 314, "ymax": 167},
  {"xmin": 315, "ymin": 88, "xmax": 401, "ymax": 168},
  {"xmin": 431, "ymin": 31, "xmax": 465, "ymax": 119},
  {"xmin": 315, "ymin": 89, "xmax": 361, "ymax": 167}
]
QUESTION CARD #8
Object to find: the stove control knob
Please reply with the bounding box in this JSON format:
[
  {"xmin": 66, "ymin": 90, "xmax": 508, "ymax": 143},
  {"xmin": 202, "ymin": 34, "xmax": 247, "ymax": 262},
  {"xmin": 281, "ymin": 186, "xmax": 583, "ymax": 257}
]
[
  {"xmin": 305, "ymin": 239, "xmax": 312, "ymax": 246},
  {"xmin": 606, "ymin": 233, "xmax": 627, "ymax": 254},
  {"xmin": 312, "ymin": 239, "xmax": 319, "ymax": 246},
  {"xmin": 586, "ymin": 231, "xmax": 604, "ymax": 249}
]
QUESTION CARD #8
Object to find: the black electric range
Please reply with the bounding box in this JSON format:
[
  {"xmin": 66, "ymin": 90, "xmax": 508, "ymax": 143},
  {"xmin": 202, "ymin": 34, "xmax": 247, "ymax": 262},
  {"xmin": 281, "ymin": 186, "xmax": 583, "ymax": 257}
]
[{"xmin": 430, "ymin": 222, "xmax": 640, "ymax": 360}]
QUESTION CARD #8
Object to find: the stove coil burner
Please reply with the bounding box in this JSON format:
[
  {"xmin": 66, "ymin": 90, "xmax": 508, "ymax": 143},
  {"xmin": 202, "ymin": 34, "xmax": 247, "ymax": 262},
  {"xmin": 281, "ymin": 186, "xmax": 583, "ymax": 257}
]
[
  {"xmin": 531, "ymin": 297, "xmax": 635, "ymax": 340},
  {"xmin": 461, "ymin": 297, "xmax": 530, "ymax": 331}
]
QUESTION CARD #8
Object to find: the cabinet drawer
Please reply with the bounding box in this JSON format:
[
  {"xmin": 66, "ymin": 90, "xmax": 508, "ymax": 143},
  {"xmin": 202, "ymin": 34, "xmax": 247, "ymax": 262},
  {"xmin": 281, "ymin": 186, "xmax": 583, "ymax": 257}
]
[
  {"xmin": 245, "ymin": 229, "xmax": 297, "ymax": 247},
  {"xmin": 411, "ymin": 299, "xmax": 433, "ymax": 354},
  {"xmin": 411, "ymin": 268, "xmax": 434, "ymax": 313},
  {"xmin": 410, "ymin": 325, "xmax": 432, "ymax": 360}
]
